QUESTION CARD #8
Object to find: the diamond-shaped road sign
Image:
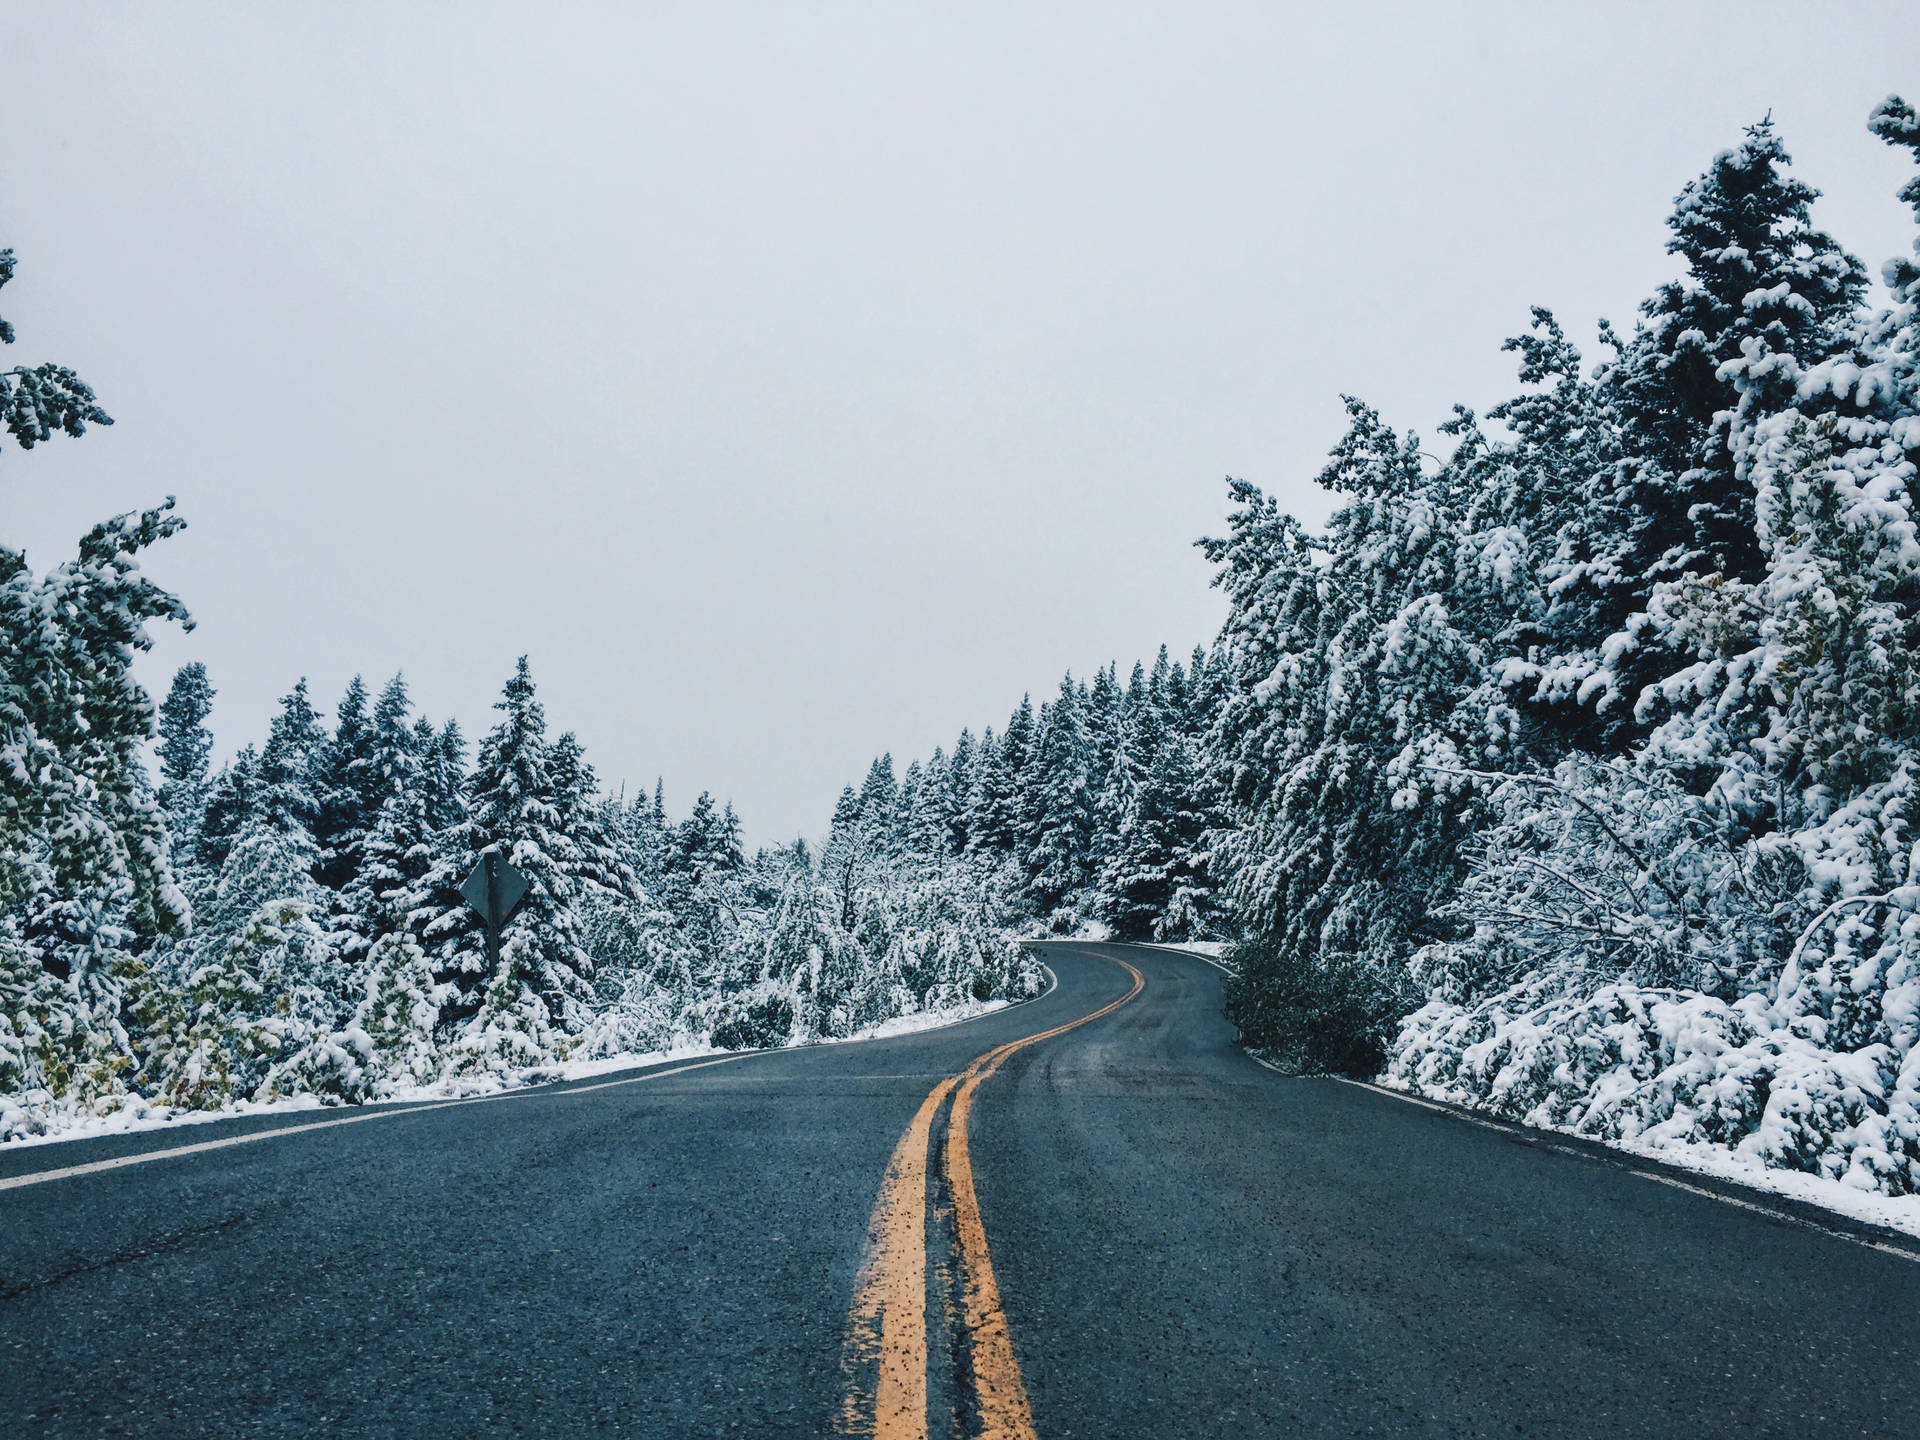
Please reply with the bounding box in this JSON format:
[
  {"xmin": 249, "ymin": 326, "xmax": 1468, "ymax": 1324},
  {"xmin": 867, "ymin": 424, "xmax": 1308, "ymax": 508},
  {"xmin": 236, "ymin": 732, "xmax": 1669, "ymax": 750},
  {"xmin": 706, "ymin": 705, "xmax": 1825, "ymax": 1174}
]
[{"xmin": 460, "ymin": 851, "xmax": 529, "ymax": 928}]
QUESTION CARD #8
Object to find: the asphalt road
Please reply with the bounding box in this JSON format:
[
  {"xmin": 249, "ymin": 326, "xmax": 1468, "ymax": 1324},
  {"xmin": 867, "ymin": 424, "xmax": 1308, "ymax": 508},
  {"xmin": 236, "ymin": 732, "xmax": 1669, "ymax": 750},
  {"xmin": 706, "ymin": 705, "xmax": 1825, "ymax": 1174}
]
[{"xmin": 4, "ymin": 942, "xmax": 1918, "ymax": 1438}]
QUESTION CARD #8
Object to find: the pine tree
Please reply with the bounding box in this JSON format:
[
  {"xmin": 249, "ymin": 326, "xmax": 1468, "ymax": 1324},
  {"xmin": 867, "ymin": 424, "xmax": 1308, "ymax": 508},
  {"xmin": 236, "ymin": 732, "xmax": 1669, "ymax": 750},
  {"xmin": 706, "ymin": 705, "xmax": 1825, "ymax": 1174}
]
[
  {"xmin": 1584, "ymin": 120, "xmax": 1868, "ymax": 735},
  {"xmin": 662, "ymin": 790, "xmax": 747, "ymax": 978},
  {"xmin": 1, "ymin": 502, "xmax": 192, "ymax": 1015},
  {"xmin": 945, "ymin": 730, "xmax": 978, "ymax": 855},
  {"xmin": 415, "ymin": 658, "xmax": 595, "ymax": 1042},
  {"xmin": 1102, "ymin": 735, "xmax": 1221, "ymax": 942},
  {"xmin": 419, "ymin": 717, "xmax": 469, "ymax": 833},
  {"xmin": 894, "ymin": 760, "xmax": 923, "ymax": 856},
  {"xmin": 0, "ymin": 247, "xmax": 113, "ymax": 459},
  {"xmin": 334, "ymin": 676, "xmax": 429, "ymax": 964},
  {"xmin": 156, "ymin": 662, "xmax": 215, "ymax": 835},
  {"xmin": 1203, "ymin": 400, "xmax": 1498, "ymax": 1071},
  {"xmin": 903, "ymin": 750, "xmax": 954, "ymax": 862},
  {"xmin": 858, "ymin": 755, "xmax": 900, "ymax": 854},
  {"xmin": 971, "ymin": 703, "xmax": 1032, "ymax": 860},
  {"xmin": 1121, "ymin": 658, "xmax": 1163, "ymax": 786},
  {"xmin": 196, "ymin": 746, "xmax": 260, "ymax": 873},
  {"xmin": 313, "ymin": 676, "xmax": 374, "ymax": 892},
  {"xmin": 549, "ymin": 731, "xmax": 640, "ymax": 903},
  {"xmin": 1023, "ymin": 674, "xmax": 1096, "ymax": 921},
  {"xmin": 256, "ymin": 679, "xmax": 326, "ymax": 839},
  {"xmin": 822, "ymin": 784, "xmax": 870, "ymax": 932}
]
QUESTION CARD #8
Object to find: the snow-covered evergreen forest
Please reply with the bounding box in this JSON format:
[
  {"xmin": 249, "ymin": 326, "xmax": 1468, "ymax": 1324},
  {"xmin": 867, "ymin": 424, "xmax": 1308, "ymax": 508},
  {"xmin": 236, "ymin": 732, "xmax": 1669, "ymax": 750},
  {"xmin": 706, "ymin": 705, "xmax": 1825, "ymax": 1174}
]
[
  {"xmin": 0, "ymin": 614, "xmax": 1044, "ymax": 1139},
  {"xmin": 9, "ymin": 94, "xmax": 1920, "ymax": 1201},
  {"xmin": 3, "ymin": 247, "xmax": 1043, "ymax": 1138},
  {"xmin": 1203, "ymin": 99, "xmax": 1920, "ymax": 1195},
  {"xmin": 824, "ymin": 643, "xmax": 1230, "ymax": 949}
]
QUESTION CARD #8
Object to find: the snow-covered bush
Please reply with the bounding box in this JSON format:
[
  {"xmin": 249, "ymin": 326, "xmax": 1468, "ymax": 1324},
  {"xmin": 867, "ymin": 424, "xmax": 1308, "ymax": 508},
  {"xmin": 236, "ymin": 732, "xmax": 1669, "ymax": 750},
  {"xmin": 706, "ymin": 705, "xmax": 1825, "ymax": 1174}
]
[
  {"xmin": 1417, "ymin": 757, "xmax": 1803, "ymax": 1004},
  {"xmin": 709, "ymin": 990, "xmax": 796, "ymax": 1050},
  {"xmin": 1389, "ymin": 885, "xmax": 1920, "ymax": 1193}
]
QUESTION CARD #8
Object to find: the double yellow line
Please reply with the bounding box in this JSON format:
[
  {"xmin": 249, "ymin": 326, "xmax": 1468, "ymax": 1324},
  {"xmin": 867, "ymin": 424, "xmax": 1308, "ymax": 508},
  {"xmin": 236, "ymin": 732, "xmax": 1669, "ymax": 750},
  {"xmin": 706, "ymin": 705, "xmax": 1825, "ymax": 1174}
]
[{"xmin": 838, "ymin": 957, "xmax": 1145, "ymax": 1440}]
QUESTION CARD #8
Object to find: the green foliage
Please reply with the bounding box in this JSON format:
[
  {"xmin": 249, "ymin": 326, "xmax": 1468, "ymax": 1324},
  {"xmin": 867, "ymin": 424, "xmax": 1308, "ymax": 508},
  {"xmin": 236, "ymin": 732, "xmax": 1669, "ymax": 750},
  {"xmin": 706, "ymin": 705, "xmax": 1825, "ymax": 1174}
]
[
  {"xmin": 1226, "ymin": 936, "xmax": 1406, "ymax": 1077},
  {"xmin": 710, "ymin": 993, "xmax": 794, "ymax": 1050},
  {"xmin": 0, "ymin": 248, "xmax": 113, "ymax": 455}
]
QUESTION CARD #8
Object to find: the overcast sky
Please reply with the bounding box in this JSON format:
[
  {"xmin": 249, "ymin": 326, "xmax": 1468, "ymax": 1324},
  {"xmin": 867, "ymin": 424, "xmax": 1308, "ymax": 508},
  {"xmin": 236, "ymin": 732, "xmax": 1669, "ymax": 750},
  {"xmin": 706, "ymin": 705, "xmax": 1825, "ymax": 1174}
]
[{"xmin": 5, "ymin": 3, "xmax": 1918, "ymax": 843}]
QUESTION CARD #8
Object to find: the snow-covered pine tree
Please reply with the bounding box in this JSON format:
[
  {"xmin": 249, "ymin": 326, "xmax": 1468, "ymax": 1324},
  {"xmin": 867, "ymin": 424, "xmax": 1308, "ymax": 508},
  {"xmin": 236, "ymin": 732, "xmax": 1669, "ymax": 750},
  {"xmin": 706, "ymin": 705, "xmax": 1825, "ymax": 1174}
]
[
  {"xmin": 0, "ymin": 500, "xmax": 190, "ymax": 1127},
  {"xmin": 195, "ymin": 745, "xmax": 261, "ymax": 872},
  {"xmin": 1, "ymin": 502, "xmax": 194, "ymax": 969},
  {"xmin": 945, "ymin": 729, "xmax": 978, "ymax": 855},
  {"xmin": 970, "ymin": 702, "xmax": 1032, "ymax": 866},
  {"xmin": 659, "ymin": 789, "xmax": 746, "ymax": 986},
  {"xmin": 1617, "ymin": 95, "xmax": 1920, "ymax": 987},
  {"xmin": 1582, "ymin": 120, "xmax": 1868, "ymax": 739},
  {"xmin": 822, "ymin": 783, "xmax": 873, "ymax": 932},
  {"xmin": 1023, "ymin": 674, "xmax": 1096, "ymax": 923},
  {"xmin": 894, "ymin": 760, "xmax": 922, "ymax": 857},
  {"xmin": 1102, "ymin": 733, "xmax": 1221, "ymax": 942},
  {"xmin": 903, "ymin": 749, "xmax": 955, "ymax": 864},
  {"xmin": 313, "ymin": 676, "xmax": 374, "ymax": 893},
  {"xmin": 1204, "ymin": 399, "xmax": 1502, "ymax": 1072},
  {"xmin": 0, "ymin": 247, "xmax": 113, "ymax": 459},
  {"xmin": 255, "ymin": 679, "xmax": 327, "ymax": 841},
  {"xmin": 156, "ymin": 662, "xmax": 216, "ymax": 841},
  {"xmin": 414, "ymin": 658, "xmax": 596, "ymax": 1053},
  {"xmin": 857, "ymin": 754, "xmax": 900, "ymax": 862},
  {"xmin": 419, "ymin": 717, "xmax": 468, "ymax": 833},
  {"xmin": 333, "ymin": 676, "xmax": 429, "ymax": 966}
]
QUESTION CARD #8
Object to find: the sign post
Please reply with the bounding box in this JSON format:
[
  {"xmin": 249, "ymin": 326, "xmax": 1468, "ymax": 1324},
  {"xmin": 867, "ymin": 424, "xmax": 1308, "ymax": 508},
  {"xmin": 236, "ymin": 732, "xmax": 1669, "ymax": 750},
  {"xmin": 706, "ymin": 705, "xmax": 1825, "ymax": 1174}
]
[{"xmin": 460, "ymin": 850, "xmax": 530, "ymax": 976}]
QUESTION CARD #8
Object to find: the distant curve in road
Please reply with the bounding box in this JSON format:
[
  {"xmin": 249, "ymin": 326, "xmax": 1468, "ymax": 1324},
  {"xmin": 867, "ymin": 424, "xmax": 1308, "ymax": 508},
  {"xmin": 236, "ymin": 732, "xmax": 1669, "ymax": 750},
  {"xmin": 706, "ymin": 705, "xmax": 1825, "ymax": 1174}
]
[{"xmin": 4, "ymin": 942, "xmax": 1918, "ymax": 1438}]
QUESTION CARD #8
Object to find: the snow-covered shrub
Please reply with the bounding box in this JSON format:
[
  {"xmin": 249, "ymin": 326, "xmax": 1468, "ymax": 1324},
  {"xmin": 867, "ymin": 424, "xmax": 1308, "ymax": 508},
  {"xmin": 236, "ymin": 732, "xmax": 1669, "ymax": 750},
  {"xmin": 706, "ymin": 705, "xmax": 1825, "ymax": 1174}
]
[
  {"xmin": 573, "ymin": 966, "xmax": 685, "ymax": 1060},
  {"xmin": 1389, "ymin": 882, "xmax": 1920, "ymax": 1193},
  {"xmin": 1419, "ymin": 757, "xmax": 1803, "ymax": 1004},
  {"xmin": 142, "ymin": 893, "xmax": 341, "ymax": 1109},
  {"xmin": 439, "ymin": 935, "xmax": 574, "ymax": 1080},
  {"xmin": 0, "ymin": 923, "xmax": 142, "ymax": 1139},
  {"xmin": 265, "ymin": 933, "xmax": 448, "ymax": 1102},
  {"xmin": 709, "ymin": 990, "xmax": 795, "ymax": 1050}
]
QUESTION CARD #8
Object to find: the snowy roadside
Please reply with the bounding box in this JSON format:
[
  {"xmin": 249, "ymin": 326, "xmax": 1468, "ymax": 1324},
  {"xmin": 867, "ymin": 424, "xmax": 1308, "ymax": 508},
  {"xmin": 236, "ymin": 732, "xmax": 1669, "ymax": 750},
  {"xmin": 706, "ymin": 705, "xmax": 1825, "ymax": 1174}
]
[
  {"xmin": 1373, "ymin": 1071, "xmax": 1920, "ymax": 1240},
  {"xmin": 1021, "ymin": 924, "xmax": 1232, "ymax": 966},
  {"xmin": 1109, "ymin": 940, "xmax": 1920, "ymax": 1241},
  {"xmin": 0, "ymin": 994, "xmax": 1025, "ymax": 1153},
  {"xmin": 1140, "ymin": 940, "xmax": 1229, "ymax": 963}
]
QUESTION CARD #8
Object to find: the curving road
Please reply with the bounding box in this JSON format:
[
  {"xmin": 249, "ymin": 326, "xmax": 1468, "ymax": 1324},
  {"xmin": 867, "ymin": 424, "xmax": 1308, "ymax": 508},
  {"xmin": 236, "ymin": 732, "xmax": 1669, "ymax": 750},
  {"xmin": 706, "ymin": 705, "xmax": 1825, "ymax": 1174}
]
[{"xmin": 3, "ymin": 942, "xmax": 1918, "ymax": 1438}]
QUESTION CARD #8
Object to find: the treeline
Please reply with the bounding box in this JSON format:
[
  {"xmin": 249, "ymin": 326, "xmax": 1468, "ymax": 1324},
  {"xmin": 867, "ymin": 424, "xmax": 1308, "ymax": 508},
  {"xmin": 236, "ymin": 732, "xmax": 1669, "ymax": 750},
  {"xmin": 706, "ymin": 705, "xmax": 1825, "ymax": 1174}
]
[
  {"xmin": 3, "ymin": 637, "xmax": 1039, "ymax": 1134},
  {"xmin": 1195, "ymin": 102, "xmax": 1920, "ymax": 1190},
  {"xmin": 824, "ymin": 644, "xmax": 1230, "ymax": 943},
  {"xmin": 140, "ymin": 654, "xmax": 1039, "ymax": 1106},
  {"xmin": 1, "ymin": 240, "xmax": 1035, "ymax": 1135},
  {"xmin": 11, "ymin": 96, "xmax": 1920, "ymax": 1192}
]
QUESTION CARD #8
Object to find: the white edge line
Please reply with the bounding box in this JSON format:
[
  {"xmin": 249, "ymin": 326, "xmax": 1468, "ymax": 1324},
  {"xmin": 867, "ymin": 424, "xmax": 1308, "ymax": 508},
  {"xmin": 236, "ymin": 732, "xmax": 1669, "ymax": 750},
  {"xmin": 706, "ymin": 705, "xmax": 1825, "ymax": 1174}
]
[
  {"xmin": 1022, "ymin": 947, "xmax": 1920, "ymax": 1265},
  {"xmin": 1134, "ymin": 942, "xmax": 1234, "ymax": 975},
  {"xmin": 1, "ymin": 964, "xmax": 1067, "ymax": 1195},
  {"xmin": 0, "ymin": 1054, "xmax": 753, "ymax": 1194},
  {"xmin": 1323, "ymin": 1076, "xmax": 1920, "ymax": 1265},
  {"xmin": 1026, "ymin": 938, "xmax": 1232, "ymax": 975}
]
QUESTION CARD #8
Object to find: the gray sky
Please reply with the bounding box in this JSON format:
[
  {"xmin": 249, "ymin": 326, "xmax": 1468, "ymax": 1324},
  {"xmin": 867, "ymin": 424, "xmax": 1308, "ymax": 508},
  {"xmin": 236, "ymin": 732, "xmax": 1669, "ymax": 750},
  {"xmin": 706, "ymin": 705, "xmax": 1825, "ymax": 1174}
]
[{"xmin": 5, "ymin": 3, "xmax": 1918, "ymax": 843}]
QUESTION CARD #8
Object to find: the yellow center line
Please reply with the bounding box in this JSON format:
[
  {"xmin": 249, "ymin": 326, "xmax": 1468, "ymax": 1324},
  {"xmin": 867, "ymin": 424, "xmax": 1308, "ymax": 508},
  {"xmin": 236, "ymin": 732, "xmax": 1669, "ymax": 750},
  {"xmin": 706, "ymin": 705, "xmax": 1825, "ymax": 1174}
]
[{"xmin": 840, "ymin": 953, "xmax": 1145, "ymax": 1439}]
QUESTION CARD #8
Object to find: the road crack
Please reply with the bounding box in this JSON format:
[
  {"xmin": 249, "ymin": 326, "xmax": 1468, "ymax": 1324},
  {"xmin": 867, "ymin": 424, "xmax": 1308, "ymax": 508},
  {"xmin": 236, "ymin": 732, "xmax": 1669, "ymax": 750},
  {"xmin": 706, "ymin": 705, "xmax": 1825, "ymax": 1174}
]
[{"xmin": 0, "ymin": 1211, "xmax": 250, "ymax": 1301}]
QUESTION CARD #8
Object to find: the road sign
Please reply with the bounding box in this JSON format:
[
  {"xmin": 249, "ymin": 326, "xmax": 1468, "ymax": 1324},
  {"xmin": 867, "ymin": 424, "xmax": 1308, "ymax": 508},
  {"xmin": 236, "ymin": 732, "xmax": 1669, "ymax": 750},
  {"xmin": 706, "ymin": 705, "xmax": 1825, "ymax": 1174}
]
[{"xmin": 461, "ymin": 851, "xmax": 529, "ymax": 975}]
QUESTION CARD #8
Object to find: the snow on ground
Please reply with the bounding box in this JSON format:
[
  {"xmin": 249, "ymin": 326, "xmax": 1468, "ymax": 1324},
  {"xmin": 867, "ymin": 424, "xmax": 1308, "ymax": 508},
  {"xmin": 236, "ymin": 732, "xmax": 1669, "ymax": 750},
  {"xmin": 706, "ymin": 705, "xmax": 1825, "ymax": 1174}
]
[
  {"xmin": 1148, "ymin": 940, "xmax": 1229, "ymax": 961},
  {"xmin": 0, "ymin": 995, "xmax": 1027, "ymax": 1153},
  {"xmin": 1034, "ymin": 920, "xmax": 1113, "ymax": 942},
  {"xmin": 1022, "ymin": 925, "xmax": 1230, "ymax": 964},
  {"xmin": 1374, "ymin": 1070, "xmax": 1920, "ymax": 1240}
]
